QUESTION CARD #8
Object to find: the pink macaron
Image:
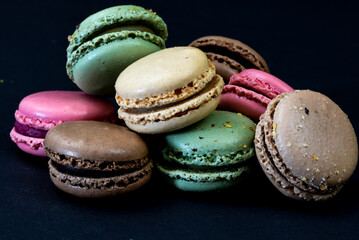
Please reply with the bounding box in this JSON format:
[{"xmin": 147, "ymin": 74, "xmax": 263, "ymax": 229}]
[
  {"xmin": 10, "ymin": 91, "xmax": 116, "ymax": 157},
  {"xmin": 217, "ymin": 69, "xmax": 294, "ymax": 121}
]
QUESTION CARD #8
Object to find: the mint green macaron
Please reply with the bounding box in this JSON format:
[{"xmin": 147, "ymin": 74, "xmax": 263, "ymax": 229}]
[
  {"xmin": 66, "ymin": 5, "xmax": 167, "ymax": 96},
  {"xmin": 157, "ymin": 110, "xmax": 256, "ymax": 191}
]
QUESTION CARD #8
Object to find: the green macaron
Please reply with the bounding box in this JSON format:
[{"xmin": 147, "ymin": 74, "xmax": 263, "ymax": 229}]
[
  {"xmin": 66, "ymin": 5, "xmax": 167, "ymax": 96},
  {"xmin": 157, "ymin": 110, "xmax": 256, "ymax": 191}
]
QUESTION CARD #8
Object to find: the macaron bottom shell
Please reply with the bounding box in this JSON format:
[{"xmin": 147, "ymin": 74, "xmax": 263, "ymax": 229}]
[
  {"xmin": 17, "ymin": 142, "xmax": 46, "ymax": 157},
  {"xmin": 157, "ymin": 163, "xmax": 249, "ymax": 192},
  {"xmin": 72, "ymin": 38, "xmax": 162, "ymax": 96},
  {"xmin": 48, "ymin": 160, "xmax": 153, "ymax": 198},
  {"xmin": 10, "ymin": 128, "xmax": 46, "ymax": 157}
]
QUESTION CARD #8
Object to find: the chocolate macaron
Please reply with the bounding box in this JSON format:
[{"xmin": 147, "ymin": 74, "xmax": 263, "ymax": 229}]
[
  {"xmin": 189, "ymin": 36, "xmax": 269, "ymax": 83},
  {"xmin": 255, "ymin": 90, "xmax": 358, "ymax": 201},
  {"xmin": 44, "ymin": 121, "xmax": 152, "ymax": 198}
]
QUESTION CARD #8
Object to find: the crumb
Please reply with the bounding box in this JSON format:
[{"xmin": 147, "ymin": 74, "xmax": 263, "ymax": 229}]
[
  {"xmin": 192, "ymin": 148, "xmax": 197, "ymax": 152},
  {"xmin": 320, "ymin": 185, "xmax": 327, "ymax": 191},
  {"xmin": 67, "ymin": 35, "xmax": 72, "ymax": 42},
  {"xmin": 224, "ymin": 122, "xmax": 232, "ymax": 128},
  {"xmin": 302, "ymin": 177, "xmax": 307, "ymax": 181},
  {"xmin": 243, "ymin": 144, "xmax": 247, "ymax": 148},
  {"xmin": 199, "ymin": 136, "xmax": 204, "ymax": 139},
  {"xmin": 303, "ymin": 143, "xmax": 309, "ymax": 147},
  {"xmin": 313, "ymin": 155, "xmax": 319, "ymax": 161},
  {"xmin": 286, "ymin": 142, "xmax": 292, "ymax": 147},
  {"xmin": 211, "ymin": 124, "xmax": 215, "ymax": 127},
  {"xmin": 243, "ymin": 126, "xmax": 246, "ymax": 128},
  {"xmin": 249, "ymin": 127, "xmax": 255, "ymax": 131},
  {"xmin": 272, "ymin": 123, "xmax": 277, "ymax": 137}
]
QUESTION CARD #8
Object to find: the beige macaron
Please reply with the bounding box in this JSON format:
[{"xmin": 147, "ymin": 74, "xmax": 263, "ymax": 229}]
[
  {"xmin": 255, "ymin": 90, "xmax": 358, "ymax": 201},
  {"xmin": 115, "ymin": 46, "xmax": 224, "ymax": 134}
]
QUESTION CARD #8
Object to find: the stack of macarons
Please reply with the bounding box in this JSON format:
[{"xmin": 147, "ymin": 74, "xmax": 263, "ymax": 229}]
[
  {"xmin": 10, "ymin": 91, "xmax": 116, "ymax": 157},
  {"xmin": 10, "ymin": 4, "xmax": 358, "ymax": 201}
]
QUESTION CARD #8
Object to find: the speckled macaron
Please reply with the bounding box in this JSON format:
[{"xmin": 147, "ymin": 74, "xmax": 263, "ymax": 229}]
[
  {"xmin": 115, "ymin": 47, "xmax": 224, "ymax": 134},
  {"xmin": 157, "ymin": 110, "xmax": 256, "ymax": 191},
  {"xmin": 255, "ymin": 90, "xmax": 358, "ymax": 201},
  {"xmin": 66, "ymin": 5, "xmax": 167, "ymax": 96},
  {"xmin": 44, "ymin": 121, "xmax": 152, "ymax": 198}
]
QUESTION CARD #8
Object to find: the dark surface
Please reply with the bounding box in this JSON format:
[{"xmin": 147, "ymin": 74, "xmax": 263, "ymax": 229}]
[{"xmin": 1, "ymin": 0, "xmax": 358, "ymax": 239}]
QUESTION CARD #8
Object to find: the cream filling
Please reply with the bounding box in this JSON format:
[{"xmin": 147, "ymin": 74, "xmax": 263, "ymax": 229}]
[{"xmin": 118, "ymin": 74, "xmax": 224, "ymax": 125}]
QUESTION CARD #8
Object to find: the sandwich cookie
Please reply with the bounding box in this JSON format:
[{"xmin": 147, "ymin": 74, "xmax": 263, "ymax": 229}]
[
  {"xmin": 255, "ymin": 90, "xmax": 358, "ymax": 201},
  {"xmin": 218, "ymin": 69, "xmax": 294, "ymax": 121},
  {"xmin": 189, "ymin": 36, "xmax": 269, "ymax": 83},
  {"xmin": 10, "ymin": 91, "xmax": 116, "ymax": 157},
  {"xmin": 44, "ymin": 121, "xmax": 152, "ymax": 198},
  {"xmin": 66, "ymin": 5, "xmax": 168, "ymax": 96},
  {"xmin": 115, "ymin": 47, "xmax": 224, "ymax": 134},
  {"xmin": 157, "ymin": 110, "xmax": 256, "ymax": 191}
]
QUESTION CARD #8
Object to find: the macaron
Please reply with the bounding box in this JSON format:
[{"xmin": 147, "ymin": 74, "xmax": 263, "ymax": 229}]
[
  {"xmin": 66, "ymin": 5, "xmax": 168, "ymax": 96},
  {"xmin": 44, "ymin": 121, "xmax": 152, "ymax": 198},
  {"xmin": 157, "ymin": 110, "xmax": 256, "ymax": 191},
  {"xmin": 10, "ymin": 91, "xmax": 116, "ymax": 157},
  {"xmin": 115, "ymin": 46, "xmax": 224, "ymax": 134},
  {"xmin": 255, "ymin": 90, "xmax": 358, "ymax": 201},
  {"xmin": 217, "ymin": 69, "xmax": 294, "ymax": 121},
  {"xmin": 189, "ymin": 36, "xmax": 269, "ymax": 83}
]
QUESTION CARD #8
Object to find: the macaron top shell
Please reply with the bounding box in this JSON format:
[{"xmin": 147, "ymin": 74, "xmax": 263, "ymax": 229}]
[
  {"xmin": 44, "ymin": 121, "xmax": 148, "ymax": 163},
  {"xmin": 17, "ymin": 91, "xmax": 115, "ymax": 122},
  {"xmin": 115, "ymin": 47, "xmax": 210, "ymax": 99},
  {"xmin": 67, "ymin": 5, "xmax": 168, "ymax": 56},
  {"xmin": 272, "ymin": 90, "xmax": 358, "ymax": 188},
  {"xmin": 164, "ymin": 110, "xmax": 256, "ymax": 156},
  {"xmin": 189, "ymin": 35, "xmax": 269, "ymax": 73}
]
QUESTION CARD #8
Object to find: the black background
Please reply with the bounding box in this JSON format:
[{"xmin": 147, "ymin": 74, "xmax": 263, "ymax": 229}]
[{"xmin": 1, "ymin": 0, "xmax": 359, "ymax": 239}]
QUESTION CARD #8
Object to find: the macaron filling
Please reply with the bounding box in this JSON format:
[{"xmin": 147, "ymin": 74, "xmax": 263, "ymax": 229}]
[
  {"xmin": 89, "ymin": 25, "xmax": 156, "ymax": 41},
  {"xmin": 117, "ymin": 74, "xmax": 223, "ymax": 124},
  {"xmin": 14, "ymin": 121, "xmax": 48, "ymax": 138},
  {"xmin": 50, "ymin": 160, "xmax": 150, "ymax": 178},
  {"xmin": 162, "ymin": 146, "xmax": 254, "ymax": 167}
]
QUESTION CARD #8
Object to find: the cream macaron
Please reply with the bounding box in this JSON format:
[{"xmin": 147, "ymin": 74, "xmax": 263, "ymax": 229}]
[{"xmin": 115, "ymin": 47, "xmax": 224, "ymax": 134}]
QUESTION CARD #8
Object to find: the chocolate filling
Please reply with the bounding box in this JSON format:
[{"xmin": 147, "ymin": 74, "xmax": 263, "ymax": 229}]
[
  {"xmin": 14, "ymin": 121, "xmax": 48, "ymax": 138},
  {"xmin": 50, "ymin": 160, "xmax": 141, "ymax": 178},
  {"xmin": 198, "ymin": 46, "xmax": 258, "ymax": 70}
]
